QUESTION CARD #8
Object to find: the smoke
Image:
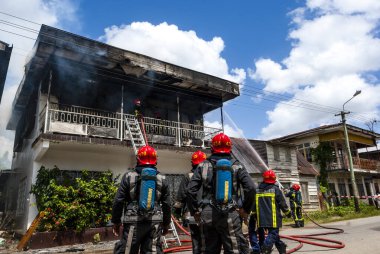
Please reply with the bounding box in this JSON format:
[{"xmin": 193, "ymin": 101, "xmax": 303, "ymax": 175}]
[{"xmin": 0, "ymin": 0, "xmax": 79, "ymax": 169}]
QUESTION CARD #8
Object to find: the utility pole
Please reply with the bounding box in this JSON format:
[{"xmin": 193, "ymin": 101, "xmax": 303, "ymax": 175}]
[
  {"xmin": 339, "ymin": 110, "xmax": 360, "ymax": 212},
  {"xmin": 336, "ymin": 90, "xmax": 361, "ymax": 212}
]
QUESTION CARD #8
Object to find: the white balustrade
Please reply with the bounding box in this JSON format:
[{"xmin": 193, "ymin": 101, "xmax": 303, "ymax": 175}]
[{"xmin": 41, "ymin": 103, "xmax": 222, "ymax": 147}]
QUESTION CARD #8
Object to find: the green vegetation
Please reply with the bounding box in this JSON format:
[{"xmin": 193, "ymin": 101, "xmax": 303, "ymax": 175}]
[
  {"xmin": 311, "ymin": 142, "xmax": 335, "ymax": 190},
  {"xmin": 30, "ymin": 166, "xmax": 119, "ymax": 232},
  {"xmin": 283, "ymin": 199, "xmax": 380, "ymax": 225}
]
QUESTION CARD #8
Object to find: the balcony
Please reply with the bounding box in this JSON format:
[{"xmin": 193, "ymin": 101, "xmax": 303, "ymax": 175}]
[
  {"xmin": 39, "ymin": 103, "xmax": 221, "ymax": 148},
  {"xmin": 353, "ymin": 157, "xmax": 380, "ymax": 171},
  {"xmin": 328, "ymin": 155, "xmax": 380, "ymax": 172}
]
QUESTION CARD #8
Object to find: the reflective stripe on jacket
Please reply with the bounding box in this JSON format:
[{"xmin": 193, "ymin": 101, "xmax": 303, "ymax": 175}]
[{"xmin": 255, "ymin": 182, "xmax": 290, "ymax": 228}]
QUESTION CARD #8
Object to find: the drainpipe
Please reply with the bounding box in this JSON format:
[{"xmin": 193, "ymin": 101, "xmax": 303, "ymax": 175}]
[
  {"xmin": 44, "ymin": 70, "xmax": 52, "ymax": 133},
  {"xmin": 177, "ymin": 95, "xmax": 181, "ymax": 147}
]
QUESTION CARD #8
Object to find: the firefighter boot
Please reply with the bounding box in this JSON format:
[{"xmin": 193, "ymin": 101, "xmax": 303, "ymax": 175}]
[
  {"xmin": 300, "ymin": 220, "xmax": 304, "ymax": 227},
  {"xmin": 276, "ymin": 242, "xmax": 287, "ymax": 254},
  {"xmin": 295, "ymin": 221, "xmax": 300, "ymax": 228},
  {"xmin": 261, "ymin": 245, "xmax": 273, "ymax": 254}
]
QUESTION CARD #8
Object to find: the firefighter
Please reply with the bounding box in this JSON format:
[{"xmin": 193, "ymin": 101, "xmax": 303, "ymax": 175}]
[
  {"xmin": 173, "ymin": 150, "xmax": 207, "ymax": 254},
  {"xmin": 286, "ymin": 183, "xmax": 304, "ymax": 228},
  {"xmin": 112, "ymin": 145, "xmax": 171, "ymax": 254},
  {"xmin": 134, "ymin": 98, "xmax": 142, "ymax": 118},
  {"xmin": 255, "ymin": 170, "xmax": 291, "ymax": 254},
  {"xmin": 186, "ymin": 133, "xmax": 256, "ymax": 254}
]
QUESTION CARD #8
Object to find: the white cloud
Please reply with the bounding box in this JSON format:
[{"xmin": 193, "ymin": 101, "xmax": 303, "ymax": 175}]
[
  {"xmin": 0, "ymin": 0, "xmax": 78, "ymax": 168},
  {"xmin": 307, "ymin": 0, "xmax": 380, "ymax": 19},
  {"xmin": 204, "ymin": 120, "xmax": 244, "ymax": 138},
  {"xmin": 250, "ymin": 1, "xmax": 380, "ymax": 139},
  {"xmin": 100, "ymin": 22, "xmax": 246, "ymax": 84},
  {"xmin": 252, "ymin": 94, "xmax": 263, "ymax": 104}
]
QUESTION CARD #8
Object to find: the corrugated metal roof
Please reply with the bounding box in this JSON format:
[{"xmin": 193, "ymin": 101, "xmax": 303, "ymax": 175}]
[
  {"xmin": 296, "ymin": 150, "xmax": 319, "ymax": 176},
  {"xmin": 231, "ymin": 137, "xmax": 267, "ymax": 174}
]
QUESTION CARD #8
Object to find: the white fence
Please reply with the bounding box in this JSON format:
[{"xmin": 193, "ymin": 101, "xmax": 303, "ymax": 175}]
[{"xmin": 41, "ymin": 103, "xmax": 221, "ymax": 147}]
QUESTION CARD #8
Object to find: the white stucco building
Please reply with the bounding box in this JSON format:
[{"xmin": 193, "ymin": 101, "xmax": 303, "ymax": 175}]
[{"xmin": 4, "ymin": 25, "xmax": 240, "ymax": 232}]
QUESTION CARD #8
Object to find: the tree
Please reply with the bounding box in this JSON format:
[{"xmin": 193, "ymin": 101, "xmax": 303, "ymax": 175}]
[
  {"xmin": 312, "ymin": 142, "xmax": 335, "ymax": 189},
  {"xmin": 365, "ymin": 119, "xmax": 377, "ymax": 133}
]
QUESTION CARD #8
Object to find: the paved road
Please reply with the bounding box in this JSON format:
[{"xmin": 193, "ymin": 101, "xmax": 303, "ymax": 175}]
[
  {"xmin": 11, "ymin": 216, "xmax": 378, "ymax": 253},
  {"xmin": 180, "ymin": 216, "xmax": 380, "ymax": 254},
  {"xmin": 281, "ymin": 216, "xmax": 380, "ymax": 253}
]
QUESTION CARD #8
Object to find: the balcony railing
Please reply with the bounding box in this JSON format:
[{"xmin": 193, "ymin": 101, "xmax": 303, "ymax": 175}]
[
  {"xmin": 40, "ymin": 103, "xmax": 221, "ymax": 147},
  {"xmin": 353, "ymin": 157, "xmax": 380, "ymax": 171},
  {"xmin": 328, "ymin": 155, "xmax": 380, "ymax": 172}
]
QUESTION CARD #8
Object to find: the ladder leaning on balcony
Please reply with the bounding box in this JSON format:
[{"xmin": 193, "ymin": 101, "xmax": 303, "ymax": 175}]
[
  {"xmin": 125, "ymin": 116, "xmax": 147, "ymax": 154},
  {"xmin": 125, "ymin": 115, "xmax": 182, "ymax": 249}
]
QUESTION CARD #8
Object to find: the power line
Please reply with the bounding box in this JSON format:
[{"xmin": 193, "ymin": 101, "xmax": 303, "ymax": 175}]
[
  {"xmin": 0, "ymin": 11, "xmax": 41, "ymax": 25},
  {"xmin": 0, "ymin": 19, "xmax": 39, "ymax": 33},
  {"xmin": 9, "ymin": 45, "xmax": 375, "ymax": 127},
  {"xmin": 0, "ymin": 28, "xmax": 36, "ymax": 40},
  {"xmin": 0, "ymin": 12, "xmax": 377, "ymax": 124}
]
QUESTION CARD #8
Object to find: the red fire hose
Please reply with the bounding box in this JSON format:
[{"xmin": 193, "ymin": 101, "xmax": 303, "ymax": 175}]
[
  {"xmin": 281, "ymin": 209, "xmax": 345, "ymax": 253},
  {"xmin": 165, "ymin": 211, "xmax": 345, "ymax": 253}
]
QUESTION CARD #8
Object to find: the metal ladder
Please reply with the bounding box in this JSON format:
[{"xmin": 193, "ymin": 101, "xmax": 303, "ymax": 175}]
[
  {"xmin": 125, "ymin": 116, "xmax": 182, "ymax": 248},
  {"xmin": 125, "ymin": 116, "xmax": 147, "ymax": 154},
  {"xmin": 163, "ymin": 219, "xmax": 182, "ymax": 248}
]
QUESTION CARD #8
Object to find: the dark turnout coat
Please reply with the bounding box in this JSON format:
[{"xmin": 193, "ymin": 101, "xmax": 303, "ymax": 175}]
[
  {"xmin": 186, "ymin": 154, "xmax": 256, "ymax": 214},
  {"xmin": 255, "ymin": 182, "xmax": 290, "ymax": 228},
  {"xmin": 111, "ymin": 165, "xmax": 171, "ymax": 227},
  {"xmin": 286, "ymin": 188, "xmax": 303, "ymax": 208}
]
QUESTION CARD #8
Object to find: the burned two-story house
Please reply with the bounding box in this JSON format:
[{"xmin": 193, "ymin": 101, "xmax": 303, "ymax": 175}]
[{"xmin": 4, "ymin": 25, "xmax": 240, "ymax": 232}]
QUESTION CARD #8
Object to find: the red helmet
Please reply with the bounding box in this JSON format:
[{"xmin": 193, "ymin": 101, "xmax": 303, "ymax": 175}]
[
  {"xmin": 137, "ymin": 145, "xmax": 157, "ymax": 165},
  {"xmin": 263, "ymin": 170, "xmax": 276, "ymax": 184},
  {"xmin": 191, "ymin": 150, "xmax": 207, "ymax": 166},
  {"xmin": 292, "ymin": 183, "xmax": 300, "ymax": 191},
  {"xmin": 134, "ymin": 98, "xmax": 141, "ymax": 105},
  {"xmin": 211, "ymin": 133, "xmax": 232, "ymax": 154}
]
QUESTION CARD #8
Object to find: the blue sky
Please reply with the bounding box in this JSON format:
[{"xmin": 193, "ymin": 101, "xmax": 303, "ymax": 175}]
[
  {"xmin": 75, "ymin": 0, "xmax": 302, "ymax": 138},
  {"xmin": 1, "ymin": 0, "xmax": 380, "ymax": 167}
]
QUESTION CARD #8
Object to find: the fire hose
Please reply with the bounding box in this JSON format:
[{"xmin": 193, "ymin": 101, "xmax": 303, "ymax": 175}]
[
  {"xmin": 281, "ymin": 208, "xmax": 345, "ymax": 253},
  {"xmin": 165, "ymin": 210, "xmax": 345, "ymax": 253}
]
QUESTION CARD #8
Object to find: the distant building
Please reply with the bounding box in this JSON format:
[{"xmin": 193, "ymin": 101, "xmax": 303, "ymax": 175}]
[
  {"xmin": 273, "ymin": 123, "xmax": 380, "ymax": 204},
  {"xmin": 231, "ymin": 138, "xmax": 319, "ymax": 210},
  {"xmin": 4, "ymin": 25, "xmax": 240, "ymax": 232},
  {"xmin": 0, "ymin": 40, "xmax": 12, "ymax": 103}
]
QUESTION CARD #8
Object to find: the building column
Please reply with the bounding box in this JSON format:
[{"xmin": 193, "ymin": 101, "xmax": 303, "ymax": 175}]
[
  {"xmin": 344, "ymin": 177, "xmax": 350, "ymax": 198},
  {"xmin": 370, "ymin": 181, "xmax": 376, "ymax": 199},
  {"xmin": 361, "ymin": 175, "xmax": 367, "ymax": 199},
  {"xmin": 334, "ymin": 142, "xmax": 340, "ymax": 168},
  {"xmin": 177, "ymin": 95, "xmax": 181, "ymax": 147},
  {"xmin": 334, "ymin": 178, "xmax": 340, "ymax": 198}
]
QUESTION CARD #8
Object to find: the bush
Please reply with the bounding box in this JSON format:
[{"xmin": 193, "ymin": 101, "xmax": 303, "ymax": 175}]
[
  {"xmin": 304, "ymin": 199, "xmax": 380, "ymax": 223},
  {"xmin": 30, "ymin": 166, "xmax": 119, "ymax": 232}
]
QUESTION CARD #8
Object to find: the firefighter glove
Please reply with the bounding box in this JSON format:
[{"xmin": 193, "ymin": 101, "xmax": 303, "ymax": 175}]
[
  {"xmin": 112, "ymin": 223, "xmax": 121, "ymax": 237},
  {"xmin": 194, "ymin": 211, "xmax": 201, "ymax": 224},
  {"xmin": 162, "ymin": 225, "xmax": 170, "ymax": 236},
  {"xmin": 237, "ymin": 208, "xmax": 249, "ymax": 225}
]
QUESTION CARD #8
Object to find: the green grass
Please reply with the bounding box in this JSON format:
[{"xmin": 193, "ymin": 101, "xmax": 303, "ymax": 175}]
[{"xmin": 283, "ymin": 200, "xmax": 380, "ymax": 225}]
